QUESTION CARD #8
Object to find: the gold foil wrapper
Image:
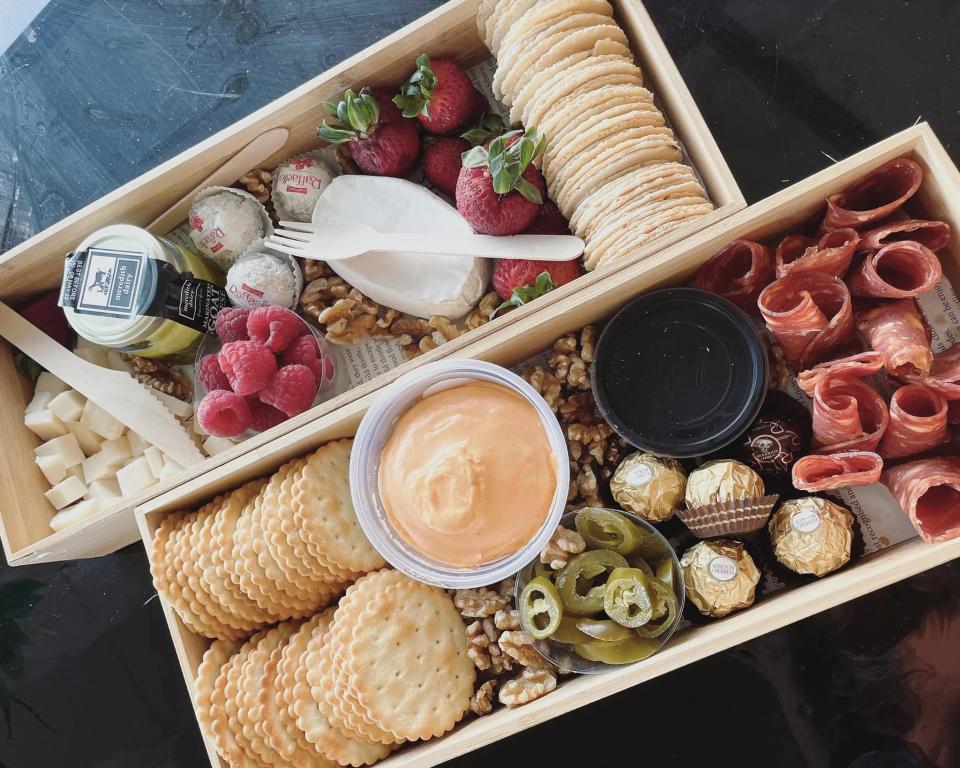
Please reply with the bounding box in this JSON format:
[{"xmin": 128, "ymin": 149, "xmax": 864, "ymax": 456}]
[
  {"xmin": 685, "ymin": 460, "xmax": 765, "ymax": 509},
  {"xmin": 680, "ymin": 539, "xmax": 760, "ymax": 618},
  {"xmin": 769, "ymin": 497, "xmax": 853, "ymax": 577},
  {"xmin": 610, "ymin": 452, "xmax": 687, "ymax": 522}
]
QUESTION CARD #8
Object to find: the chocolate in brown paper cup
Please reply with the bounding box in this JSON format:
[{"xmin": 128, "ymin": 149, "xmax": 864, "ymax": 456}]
[{"xmin": 676, "ymin": 494, "xmax": 779, "ymax": 538}]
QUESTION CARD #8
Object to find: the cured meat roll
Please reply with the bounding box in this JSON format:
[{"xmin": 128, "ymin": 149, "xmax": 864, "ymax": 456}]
[
  {"xmin": 879, "ymin": 384, "xmax": 949, "ymax": 459},
  {"xmin": 796, "ymin": 351, "xmax": 885, "ymax": 397},
  {"xmin": 856, "ymin": 300, "xmax": 933, "ymax": 378},
  {"xmin": 775, "ymin": 228, "xmax": 859, "ymax": 278},
  {"xmin": 694, "ymin": 240, "xmax": 774, "ymax": 312},
  {"xmin": 758, "ymin": 272, "xmax": 854, "ymax": 369},
  {"xmin": 848, "ymin": 241, "xmax": 942, "ymax": 299},
  {"xmin": 792, "ymin": 451, "xmax": 883, "ymax": 491},
  {"xmin": 901, "ymin": 344, "xmax": 960, "ymax": 399},
  {"xmin": 882, "ymin": 456, "xmax": 960, "ymax": 543},
  {"xmin": 811, "ymin": 374, "xmax": 889, "ymax": 453},
  {"xmin": 824, "ymin": 158, "xmax": 923, "ymax": 230},
  {"xmin": 859, "ymin": 219, "xmax": 951, "ymax": 253}
]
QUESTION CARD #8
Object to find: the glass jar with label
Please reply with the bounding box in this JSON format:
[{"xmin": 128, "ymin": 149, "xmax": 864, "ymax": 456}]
[{"xmin": 60, "ymin": 225, "xmax": 227, "ymax": 362}]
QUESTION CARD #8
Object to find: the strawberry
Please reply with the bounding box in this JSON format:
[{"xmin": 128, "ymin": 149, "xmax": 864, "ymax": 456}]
[
  {"xmin": 317, "ymin": 87, "xmax": 420, "ymax": 177},
  {"xmin": 394, "ymin": 55, "xmax": 475, "ymax": 135},
  {"xmin": 422, "ymin": 136, "xmax": 469, "ymax": 197},
  {"xmin": 455, "ymin": 128, "xmax": 546, "ymax": 236},
  {"xmin": 524, "ymin": 200, "xmax": 571, "ymax": 235},
  {"xmin": 465, "ymin": 87, "xmax": 490, "ymax": 125},
  {"xmin": 492, "ymin": 258, "xmax": 583, "ymax": 302}
]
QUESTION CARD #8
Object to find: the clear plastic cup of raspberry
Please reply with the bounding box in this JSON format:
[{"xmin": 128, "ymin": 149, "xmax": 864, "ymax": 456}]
[{"xmin": 194, "ymin": 306, "xmax": 343, "ymax": 440}]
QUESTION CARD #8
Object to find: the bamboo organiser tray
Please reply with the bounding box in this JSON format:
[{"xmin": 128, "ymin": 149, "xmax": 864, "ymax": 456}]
[
  {"xmin": 136, "ymin": 122, "xmax": 960, "ymax": 768},
  {"xmin": 0, "ymin": 0, "xmax": 741, "ymax": 568}
]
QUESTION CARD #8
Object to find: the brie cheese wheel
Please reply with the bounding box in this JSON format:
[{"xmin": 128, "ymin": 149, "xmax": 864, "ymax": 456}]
[{"xmin": 311, "ymin": 176, "xmax": 490, "ymax": 320}]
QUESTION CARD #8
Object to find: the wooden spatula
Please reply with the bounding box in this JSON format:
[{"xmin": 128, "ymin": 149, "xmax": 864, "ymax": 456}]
[{"xmin": 0, "ymin": 302, "xmax": 205, "ymax": 468}]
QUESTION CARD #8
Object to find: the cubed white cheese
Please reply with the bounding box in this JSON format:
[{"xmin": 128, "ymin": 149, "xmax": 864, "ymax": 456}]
[
  {"xmin": 153, "ymin": 389, "xmax": 193, "ymax": 419},
  {"xmin": 66, "ymin": 464, "xmax": 84, "ymax": 480},
  {"xmin": 25, "ymin": 389, "xmax": 53, "ymax": 415},
  {"xmin": 192, "ymin": 418, "xmax": 208, "ymax": 437},
  {"xmin": 48, "ymin": 390, "xmax": 87, "ymax": 423},
  {"xmin": 116, "ymin": 457, "xmax": 158, "ymax": 497},
  {"xmin": 80, "ymin": 400, "xmax": 125, "ymax": 440},
  {"xmin": 65, "ymin": 421, "xmax": 103, "ymax": 456},
  {"xmin": 126, "ymin": 432, "xmax": 150, "ymax": 457},
  {"xmin": 36, "ymin": 454, "xmax": 67, "ymax": 485},
  {"xmin": 44, "ymin": 475, "xmax": 87, "ymax": 510},
  {"xmin": 35, "ymin": 372, "xmax": 68, "ymax": 397},
  {"xmin": 74, "ymin": 346, "xmax": 109, "ymax": 368},
  {"xmin": 143, "ymin": 446, "xmax": 166, "ymax": 477},
  {"xmin": 159, "ymin": 459, "xmax": 185, "ymax": 481},
  {"xmin": 81, "ymin": 446, "xmax": 128, "ymax": 484},
  {"xmin": 106, "ymin": 350, "xmax": 133, "ymax": 373},
  {"xmin": 85, "ymin": 478, "xmax": 121, "ymax": 499},
  {"xmin": 49, "ymin": 499, "xmax": 102, "ymax": 532},
  {"xmin": 99, "ymin": 435, "xmax": 132, "ymax": 466},
  {"xmin": 202, "ymin": 435, "xmax": 235, "ymax": 456},
  {"xmin": 25, "ymin": 409, "xmax": 67, "ymax": 441},
  {"xmin": 34, "ymin": 434, "xmax": 85, "ymax": 468}
]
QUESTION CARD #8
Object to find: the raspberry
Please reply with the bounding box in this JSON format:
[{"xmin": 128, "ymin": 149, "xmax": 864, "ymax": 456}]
[
  {"xmin": 280, "ymin": 335, "xmax": 324, "ymax": 381},
  {"xmin": 245, "ymin": 396, "xmax": 287, "ymax": 432},
  {"xmin": 197, "ymin": 354, "xmax": 232, "ymax": 392},
  {"xmin": 259, "ymin": 365, "xmax": 317, "ymax": 417},
  {"xmin": 218, "ymin": 341, "xmax": 276, "ymax": 396},
  {"xmin": 247, "ymin": 306, "xmax": 304, "ymax": 354},
  {"xmin": 215, "ymin": 307, "xmax": 251, "ymax": 342},
  {"xmin": 197, "ymin": 390, "xmax": 251, "ymax": 437}
]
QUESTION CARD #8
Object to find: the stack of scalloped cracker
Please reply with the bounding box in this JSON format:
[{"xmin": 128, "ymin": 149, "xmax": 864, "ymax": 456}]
[{"xmin": 478, "ymin": 0, "xmax": 713, "ymax": 270}]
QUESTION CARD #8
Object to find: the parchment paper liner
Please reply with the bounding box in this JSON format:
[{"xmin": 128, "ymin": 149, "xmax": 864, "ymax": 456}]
[{"xmin": 677, "ymin": 494, "xmax": 780, "ymax": 539}]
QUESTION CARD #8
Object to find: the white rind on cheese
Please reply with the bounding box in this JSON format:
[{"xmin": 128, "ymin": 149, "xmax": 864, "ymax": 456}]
[
  {"xmin": 312, "ymin": 176, "xmax": 490, "ymax": 320},
  {"xmin": 66, "ymin": 421, "xmax": 104, "ymax": 455},
  {"xmin": 25, "ymin": 409, "xmax": 67, "ymax": 440},
  {"xmin": 116, "ymin": 457, "xmax": 158, "ymax": 497},
  {"xmin": 36, "ymin": 455, "xmax": 67, "ymax": 485},
  {"xmin": 48, "ymin": 390, "xmax": 87, "ymax": 423},
  {"xmin": 80, "ymin": 401, "xmax": 125, "ymax": 440},
  {"xmin": 35, "ymin": 434, "xmax": 85, "ymax": 468},
  {"xmin": 85, "ymin": 478, "xmax": 121, "ymax": 499},
  {"xmin": 44, "ymin": 475, "xmax": 87, "ymax": 510},
  {"xmin": 26, "ymin": 390, "xmax": 53, "ymax": 415},
  {"xmin": 50, "ymin": 498, "xmax": 103, "ymax": 532},
  {"xmin": 202, "ymin": 435, "xmax": 235, "ymax": 456}
]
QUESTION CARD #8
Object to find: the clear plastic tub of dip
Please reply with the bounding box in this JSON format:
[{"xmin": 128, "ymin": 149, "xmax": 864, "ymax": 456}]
[
  {"xmin": 60, "ymin": 224, "xmax": 226, "ymax": 363},
  {"xmin": 350, "ymin": 360, "xmax": 570, "ymax": 589}
]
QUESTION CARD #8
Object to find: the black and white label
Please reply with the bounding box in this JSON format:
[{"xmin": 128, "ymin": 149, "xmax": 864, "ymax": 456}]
[{"xmin": 61, "ymin": 247, "xmax": 145, "ymax": 319}]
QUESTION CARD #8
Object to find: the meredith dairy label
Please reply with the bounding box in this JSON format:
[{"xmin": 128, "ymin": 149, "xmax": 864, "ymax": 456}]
[
  {"xmin": 62, "ymin": 247, "xmax": 146, "ymax": 319},
  {"xmin": 708, "ymin": 556, "xmax": 738, "ymax": 582}
]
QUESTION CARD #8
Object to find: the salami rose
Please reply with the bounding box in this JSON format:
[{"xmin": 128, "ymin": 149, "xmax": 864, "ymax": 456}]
[
  {"xmin": 811, "ymin": 374, "xmax": 889, "ymax": 453},
  {"xmin": 796, "ymin": 351, "xmax": 885, "ymax": 397},
  {"xmin": 775, "ymin": 228, "xmax": 859, "ymax": 279},
  {"xmin": 792, "ymin": 451, "xmax": 883, "ymax": 491},
  {"xmin": 901, "ymin": 344, "xmax": 960, "ymax": 399},
  {"xmin": 758, "ymin": 273, "xmax": 855, "ymax": 369},
  {"xmin": 848, "ymin": 241, "xmax": 942, "ymax": 299},
  {"xmin": 856, "ymin": 300, "xmax": 933, "ymax": 378},
  {"xmin": 859, "ymin": 219, "xmax": 951, "ymax": 253},
  {"xmin": 824, "ymin": 158, "xmax": 923, "ymax": 229},
  {"xmin": 694, "ymin": 240, "xmax": 774, "ymax": 313},
  {"xmin": 878, "ymin": 384, "xmax": 949, "ymax": 459},
  {"xmin": 882, "ymin": 456, "xmax": 960, "ymax": 543}
]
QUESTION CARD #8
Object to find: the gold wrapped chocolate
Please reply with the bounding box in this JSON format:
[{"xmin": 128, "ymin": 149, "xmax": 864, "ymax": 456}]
[
  {"xmin": 685, "ymin": 459, "xmax": 765, "ymax": 509},
  {"xmin": 680, "ymin": 539, "xmax": 760, "ymax": 617},
  {"xmin": 610, "ymin": 452, "xmax": 687, "ymax": 522},
  {"xmin": 769, "ymin": 497, "xmax": 853, "ymax": 577}
]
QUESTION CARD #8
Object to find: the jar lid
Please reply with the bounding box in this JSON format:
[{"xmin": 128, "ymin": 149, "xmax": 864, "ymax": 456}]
[{"xmin": 593, "ymin": 287, "xmax": 768, "ymax": 458}]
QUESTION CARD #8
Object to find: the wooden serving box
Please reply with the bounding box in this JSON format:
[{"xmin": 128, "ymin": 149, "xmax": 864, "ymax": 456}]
[
  {"xmin": 137, "ymin": 123, "xmax": 960, "ymax": 767},
  {"xmin": 0, "ymin": 0, "xmax": 741, "ymax": 568}
]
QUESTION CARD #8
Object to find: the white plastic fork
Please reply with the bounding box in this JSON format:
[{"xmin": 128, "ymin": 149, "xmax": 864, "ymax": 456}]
[{"xmin": 265, "ymin": 221, "xmax": 584, "ymax": 262}]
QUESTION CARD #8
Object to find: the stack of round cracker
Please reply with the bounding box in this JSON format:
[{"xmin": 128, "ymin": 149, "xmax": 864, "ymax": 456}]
[
  {"xmin": 151, "ymin": 439, "xmax": 384, "ymax": 640},
  {"xmin": 194, "ymin": 570, "xmax": 475, "ymax": 767},
  {"xmin": 478, "ymin": 0, "xmax": 713, "ymax": 270}
]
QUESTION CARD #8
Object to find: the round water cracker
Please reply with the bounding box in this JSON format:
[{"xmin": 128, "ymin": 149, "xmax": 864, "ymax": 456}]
[
  {"xmin": 293, "ymin": 440, "xmax": 385, "ymax": 577},
  {"xmin": 160, "ymin": 511, "xmax": 226, "ymax": 639},
  {"xmin": 522, "ymin": 52, "xmax": 643, "ymax": 129},
  {"xmin": 340, "ymin": 575, "xmax": 475, "ymax": 742},
  {"xmin": 509, "ymin": 41, "xmax": 632, "ymax": 126},
  {"xmin": 495, "ymin": 12, "xmax": 617, "ymax": 101},
  {"xmin": 497, "ymin": 0, "xmax": 614, "ymax": 63},
  {"xmin": 210, "ymin": 631, "xmax": 267, "ymax": 768},
  {"xmin": 546, "ymin": 122, "xmax": 673, "ymax": 189},
  {"xmin": 477, "ymin": 0, "xmax": 497, "ymax": 44},
  {"xmin": 503, "ymin": 23, "xmax": 629, "ymax": 108},
  {"xmin": 556, "ymin": 134, "xmax": 682, "ymax": 216},
  {"xmin": 480, "ymin": 0, "xmax": 515, "ymax": 49},
  {"xmin": 592, "ymin": 201, "xmax": 714, "ymax": 270},
  {"xmin": 149, "ymin": 511, "xmax": 183, "ymax": 608},
  {"xmin": 195, "ymin": 638, "xmax": 242, "ymax": 759},
  {"xmin": 226, "ymin": 630, "xmax": 273, "ymax": 767},
  {"xmin": 236, "ymin": 622, "xmax": 299, "ymax": 767},
  {"xmin": 489, "ymin": 0, "xmax": 541, "ymax": 56}
]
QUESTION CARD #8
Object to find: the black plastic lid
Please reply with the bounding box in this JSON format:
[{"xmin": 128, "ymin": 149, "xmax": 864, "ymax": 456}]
[{"xmin": 593, "ymin": 287, "xmax": 768, "ymax": 458}]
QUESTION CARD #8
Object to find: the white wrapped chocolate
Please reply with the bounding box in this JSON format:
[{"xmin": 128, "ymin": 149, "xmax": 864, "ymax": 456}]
[
  {"xmin": 226, "ymin": 240, "xmax": 303, "ymax": 309},
  {"xmin": 271, "ymin": 150, "xmax": 338, "ymax": 222},
  {"xmin": 188, "ymin": 186, "xmax": 273, "ymax": 270}
]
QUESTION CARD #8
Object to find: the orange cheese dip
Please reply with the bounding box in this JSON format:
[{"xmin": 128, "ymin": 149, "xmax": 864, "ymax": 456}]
[{"xmin": 378, "ymin": 380, "xmax": 556, "ymax": 567}]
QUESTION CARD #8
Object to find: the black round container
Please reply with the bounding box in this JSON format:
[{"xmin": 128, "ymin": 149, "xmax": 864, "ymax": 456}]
[{"xmin": 593, "ymin": 288, "xmax": 768, "ymax": 458}]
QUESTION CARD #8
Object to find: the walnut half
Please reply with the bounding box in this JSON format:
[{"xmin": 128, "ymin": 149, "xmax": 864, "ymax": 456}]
[{"xmin": 499, "ymin": 667, "xmax": 558, "ymax": 708}]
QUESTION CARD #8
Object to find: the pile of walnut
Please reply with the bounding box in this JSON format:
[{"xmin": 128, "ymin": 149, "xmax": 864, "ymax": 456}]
[{"xmin": 521, "ymin": 326, "xmax": 630, "ymax": 508}]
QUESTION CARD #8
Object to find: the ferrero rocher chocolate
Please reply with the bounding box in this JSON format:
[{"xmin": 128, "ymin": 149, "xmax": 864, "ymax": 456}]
[
  {"xmin": 768, "ymin": 497, "xmax": 853, "ymax": 577},
  {"xmin": 685, "ymin": 460, "xmax": 765, "ymax": 509},
  {"xmin": 610, "ymin": 452, "xmax": 687, "ymax": 522},
  {"xmin": 680, "ymin": 539, "xmax": 760, "ymax": 618}
]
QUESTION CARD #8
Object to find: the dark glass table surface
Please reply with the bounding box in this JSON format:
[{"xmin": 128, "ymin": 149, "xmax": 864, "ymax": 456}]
[{"xmin": 1, "ymin": 2, "xmax": 959, "ymax": 766}]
